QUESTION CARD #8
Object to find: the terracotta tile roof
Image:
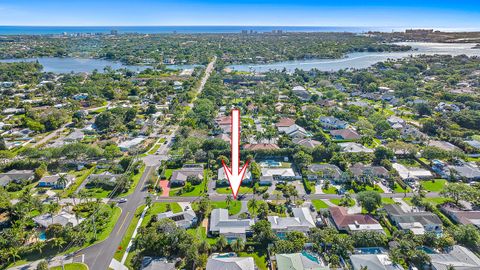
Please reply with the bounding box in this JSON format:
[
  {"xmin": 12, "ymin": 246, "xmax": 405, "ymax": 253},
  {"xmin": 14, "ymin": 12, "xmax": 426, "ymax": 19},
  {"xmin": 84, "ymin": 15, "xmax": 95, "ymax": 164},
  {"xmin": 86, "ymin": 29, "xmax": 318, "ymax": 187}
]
[
  {"xmin": 243, "ymin": 144, "xmax": 280, "ymax": 151},
  {"xmin": 330, "ymin": 129, "xmax": 361, "ymax": 140},
  {"xmin": 275, "ymin": 118, "xmax": 296, "ymax": 127},
  {"xmin": 329, "ymin": 206, "xmax": 380, "ymax": 227}
]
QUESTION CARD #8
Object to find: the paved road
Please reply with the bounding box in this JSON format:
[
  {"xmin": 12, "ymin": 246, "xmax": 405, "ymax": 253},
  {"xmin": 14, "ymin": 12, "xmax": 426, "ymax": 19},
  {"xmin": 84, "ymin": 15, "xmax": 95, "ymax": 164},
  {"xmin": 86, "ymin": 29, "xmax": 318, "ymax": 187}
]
[
  {"xmin": 78, "ymin": 165, "xmax": 155, "ymax": 270},
  {"xmin": 78, "ymin": 57, "xmax": 217, "ymax": 270}
]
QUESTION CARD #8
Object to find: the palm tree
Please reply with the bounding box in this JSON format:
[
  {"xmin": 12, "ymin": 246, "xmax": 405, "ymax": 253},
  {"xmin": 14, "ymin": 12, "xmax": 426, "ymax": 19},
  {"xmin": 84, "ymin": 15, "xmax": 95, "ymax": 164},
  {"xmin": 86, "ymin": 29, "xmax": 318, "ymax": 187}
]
[
  {"xmin": 8, "ymin": 246, "xmax": 20, "ymax": 264},
  {"xmin": 216, "ymin": 235, "xmax": 228, "ymax": 252},
  {"xmin": 57, "ymin": 174, "xmax": 69, "ymax": 189},
  {"xmin": 48, "ymin": 202, "xmax": 60, "ymax": 224},
  {"xmin": 248, "ymin": 198, "xmax": 258, "ymax": 215},
  {"xmin": 230, "ymin": 238, "xmax": 245, "ymax": 253},
  {"xmin": 226, "ymin": 195, "xmax": 232, "ymax": 209}
]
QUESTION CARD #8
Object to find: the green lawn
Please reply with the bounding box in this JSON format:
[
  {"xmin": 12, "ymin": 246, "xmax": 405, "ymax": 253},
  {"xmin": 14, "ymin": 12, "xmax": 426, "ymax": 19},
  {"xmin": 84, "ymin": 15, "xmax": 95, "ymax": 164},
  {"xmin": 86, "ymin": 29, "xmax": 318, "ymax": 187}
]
[
  {"xmin": 211, "ymin": 201, "xmax": 242, "ymax": 215},
  {"xmin": 142, "ymin": 202, "xmax": 182, "ymax": 226},
  {"xmin": 322, "ymin": 186, "xmax": 338, "ymax": 194},
  {"xmin": 393, "ymin": 184, "xmax": 411, "ymax": 193},
  {"xmin": 121, "ymin": 165, "xmax": 146, "ymax": 197},
  {"xmin": 187, "ymin": 226, "xmax": 217, "ymax": 245},
  {"xmin": 164, "ymin": 169, "xmax": 173, "ymax": 180},
  {"xmin": 216, "ymin": 186, "xmax": 254, "ymax": 194},
  {"xmin": 114, "ymin": 205, "xmax": 146, "ymax": 261},
  {"xmin": 330, "ymin": 198, "xmax": 355, "ymax": 207},
  {"xmin": 382, "ymin": 198, "xmax": 395, "ymax": 205},
  {"xmin": 420, "ymin": 179, "xmax": 447, "ymax": 192},
  {"xmin": 238, "ymin": 250, "xmax": 268, "ymax": 270},
  {"xmin": 423, "ymin": 197, "xmax": 451, "ymax": 205},
  {"xmin": 311, "ymin": 200, "xmax": 329, "ymax": 210},
  {"xmin": 61, "ymin": 167, "xmax": 95, "ymax": 198},
  {"xmin": 50, "ymin": 262, "xmax": 89, "ymax": 270}
]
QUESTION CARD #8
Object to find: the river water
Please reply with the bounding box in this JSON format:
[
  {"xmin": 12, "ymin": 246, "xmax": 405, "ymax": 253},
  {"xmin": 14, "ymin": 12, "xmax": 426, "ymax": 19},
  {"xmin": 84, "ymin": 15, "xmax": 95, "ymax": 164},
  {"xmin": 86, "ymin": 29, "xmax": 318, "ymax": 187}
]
[{"xmin": 228, "ymin": 42, "xmax": 480, "ymax": 72}]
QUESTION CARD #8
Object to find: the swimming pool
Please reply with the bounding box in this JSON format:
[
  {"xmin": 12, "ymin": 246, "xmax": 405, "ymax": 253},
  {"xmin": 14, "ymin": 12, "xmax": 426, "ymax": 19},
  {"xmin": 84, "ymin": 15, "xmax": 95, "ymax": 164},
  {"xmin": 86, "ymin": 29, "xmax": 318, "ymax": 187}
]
[
  {"xmin": 260, "ymin": 160, "xmax": 281, "ymax": 167},
  {"xmin": 355, "ymin": 247, "xmax": 386, "ymax": 254},
  {"xmin": 418, "ymin": 246, "xmax": 437, "ymax": 254},
  {"xmin": 301, "ymin": 251, "xmax": 320, "ymax": 263},
  {"xmin": 39, "ymin": 231, "xmax": 47, "ymax": 241}
]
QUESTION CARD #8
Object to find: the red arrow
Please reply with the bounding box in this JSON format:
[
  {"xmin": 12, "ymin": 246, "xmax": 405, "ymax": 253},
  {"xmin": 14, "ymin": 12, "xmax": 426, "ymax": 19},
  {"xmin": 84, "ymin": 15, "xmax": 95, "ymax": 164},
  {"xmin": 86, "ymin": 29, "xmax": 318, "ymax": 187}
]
[{"xmin": 222, "ymin": 109, "xmax": 249, "ymax": 199}]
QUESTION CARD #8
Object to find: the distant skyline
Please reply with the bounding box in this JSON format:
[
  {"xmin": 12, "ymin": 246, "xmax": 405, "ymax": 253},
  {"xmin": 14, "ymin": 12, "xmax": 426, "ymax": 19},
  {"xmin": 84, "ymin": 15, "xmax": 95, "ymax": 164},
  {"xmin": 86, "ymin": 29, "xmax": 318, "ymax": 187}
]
[{"xmin": 1, "ymin": 0, "xmax": 479, "ymax": 29}]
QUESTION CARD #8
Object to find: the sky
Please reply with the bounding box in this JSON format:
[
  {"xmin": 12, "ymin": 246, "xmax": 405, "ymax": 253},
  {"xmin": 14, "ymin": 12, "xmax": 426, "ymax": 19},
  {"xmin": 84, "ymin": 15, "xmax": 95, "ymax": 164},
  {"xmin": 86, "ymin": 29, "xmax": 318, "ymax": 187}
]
[{"xmin": 0, "ymin": 0, "xmax": 480, "ymax": 29}]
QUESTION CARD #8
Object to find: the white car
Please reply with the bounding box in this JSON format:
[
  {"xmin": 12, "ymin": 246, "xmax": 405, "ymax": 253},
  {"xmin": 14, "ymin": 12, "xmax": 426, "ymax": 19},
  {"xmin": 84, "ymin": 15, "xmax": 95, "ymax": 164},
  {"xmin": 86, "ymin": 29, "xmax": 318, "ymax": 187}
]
[{"xmin": 118, "ymin": 198, "xmax": 128, "ymax": 203}]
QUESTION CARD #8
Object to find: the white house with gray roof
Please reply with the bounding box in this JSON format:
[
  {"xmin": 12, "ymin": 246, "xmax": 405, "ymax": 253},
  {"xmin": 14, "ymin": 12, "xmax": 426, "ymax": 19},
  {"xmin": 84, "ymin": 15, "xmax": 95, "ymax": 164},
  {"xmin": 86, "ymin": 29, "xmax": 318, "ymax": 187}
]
[
  {"xmin": 33, "ymin": 211, "xmax": 84, "ymax": 228},
  {"xmin": 0, "ymin": 169, "xmax": 34, "ymax": 187},
  {"xmin": 429, "ymin": 245, "xmax": 480, "ymax": 270},
  {"xmin": 209, "ymin": 208, "xmax": 254, "ymax": 241},
  {"xmin": 157, "ymin": 210, "xmax": 197, "ymax": 229},
  {"xmin": 206, "ymin": 255, "xmax": 255, "ymax": 270},
  {"xmin": 350, "ymin": 254, "xmax": 404, "ymax": 270},
  {"xmin": 268, "ymin": 207, "xmax": 316, "ymax": 235}
]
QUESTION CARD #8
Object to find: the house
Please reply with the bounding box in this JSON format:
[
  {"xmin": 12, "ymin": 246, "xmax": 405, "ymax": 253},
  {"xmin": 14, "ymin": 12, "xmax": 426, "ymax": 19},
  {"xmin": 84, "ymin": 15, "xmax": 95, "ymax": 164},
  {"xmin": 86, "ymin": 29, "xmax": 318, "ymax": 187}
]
[
  {"xmin": 64, "ymin": 129, "xmax": 85, "ymax": 142},
  {"xmin": 209, "ymin": 208, "xmax": 254, "ymax": 241},
  {"xmin": 141, "ymin": 257, "xmax": 176, "ymax": 270},
  {"xmin": 330, "ymin": 129, "xmax": 361, "ymax": 141},
  {"xmin": 217, "ymin": 167, "xmax": 252, "ymax": 186},
  {"xmin": 428, "ymin": 245, "xmax": 480, "ymax": 270},
  {"xmin": 349, "ymin": 163, "xmax": 390, "ymax": 179},
  {"xmin": 432, "ymin": 160, "xmax": 480, "ymax": 181},
  {"xmin": 306, "ymin": 164, "xmax": 342, "ymax": 181},
  {"xmin": 282, "ymin": 124, "xmax": 310, "ymax": 139},
  {"xmin": 268, "ymin": 207, "xmax": 316, "ymax": 236},
  {"xmin": 292, "ymin": 138, "xmax": 321, "ymax": 149},
  {"xmin": 292, "ymin": 86, "xmax": 311, "ymax": 101},
  {"xmin": 392, "ymin": 163, "xmax": 432, "ymax": 181},
  {"xmin": 383, "ymin": 204, "xmax": 442, "ymax": 235},
  {"xmin": 206, "ymin": 255, "xmax": 255, "ymax": 270},
  {"xmin": 428, "ymin": 140, "xmax": 461, "ymax": 152},
  {"xmin": 275, "ymin": 253, "xmax": 329, "ymax": 270},
  {"xmin": 440, "ymin": 205, "xmax": 480, "ymax": 228},
  {"xmin": 157, "ymin": 210, "xmax": 197, "ymax": 229},
  {"xmin": 319, "ymin": 116, "xmax": 348, "ymax": 130},
  {"xmin": 399, "ymin": 125, "xmax": 427, "ymax": 141},
  {"xmin": 276, "ymin": 118, "xmax": 296, "ymax": 132},
  {"xmin": 87, "ymin": 172, "xmax": 123, "ymax": 184},
  {"xmin": 0, "ymin": 169, "xmax": 34, "ymax": 187},
  {"xmin": 387, "ymin": 116, "xmax": 405, "ymax": 126},
  {"xmin": 338, "ymin": 142, "xmax": 374, "ymax": 153},
  {"xmin": 261, "ymin": 167, "xmax": 299, "ymax": 181},
  {"xmin": 329, "ymin": 206, "xmax": 384, "ymax": 234},
  {"xmin": 350, "ymin": 254, "xmax": 404, "ymax": 270},
  {"xmin": 243, "ymin": 143, "xmax": 279, "ymax": 151},
  {"xmin": 215, "ymin": 116, "xmax": 232, "ymax": 134},
  {"xmin": 259, "ymin": 175, "xmax": 274, "ymax": 186},
  {"xmin": 118, "ymin": 136, "xmax": 146, "ymax": 151},
  {"xmin": 38, "ymin": 174, "xmax": 74, "ymax": 189},
  {"xmin": 170, "ymin": 164, "xmax": 204, "ymax": 186},
  {"xmin": 33, "ymin": 211, "xmax": 84, "ymax": 228},
  {"xmin": 72, "ymin": 93, "xmax": 89, "ymax": 100}
]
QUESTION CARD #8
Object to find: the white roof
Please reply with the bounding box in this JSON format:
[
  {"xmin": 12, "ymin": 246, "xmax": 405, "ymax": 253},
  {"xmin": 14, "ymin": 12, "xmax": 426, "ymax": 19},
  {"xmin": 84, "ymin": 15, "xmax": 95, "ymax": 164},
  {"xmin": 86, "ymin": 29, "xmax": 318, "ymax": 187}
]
[
  {"xmin": 118, "ymin": 137, "xmax": 145, "ymax": 149},
  {"xmin": 338, "ymin": 142, "xmax": 374, "ymax": 153},
  {"xmin": 261, "ymin": 168, "xmax": 295, "ymax": 177},
  {"xmin": 392, "ymin": 163, "xmax": 432, "ymax": 180},
  {"xmin": 429, "ymin": 245, "xmax": 480, "ymax": 270},
  {"xmin": 33, "ymin": 211, "xmax": 84, "ymax": 228},
  {"xmin": 268, "ymin": 208, "xmax": 316, "ymax": 231},
  {"xmin": 351, "ymin": 254, "xmax": 404, "ymax": 270},
  {"xmin": 206, "ymin": 256, "xmax": 255, "ymax": 270},
  {"xmin": 209, "ymin": 209, "xmax": 254, "ymax": 234}
]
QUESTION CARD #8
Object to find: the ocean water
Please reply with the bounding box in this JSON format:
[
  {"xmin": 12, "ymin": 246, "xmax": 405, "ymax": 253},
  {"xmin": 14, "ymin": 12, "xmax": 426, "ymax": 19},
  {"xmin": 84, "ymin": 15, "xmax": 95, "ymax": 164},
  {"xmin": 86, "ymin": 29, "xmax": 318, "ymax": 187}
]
[{"xmin": 0, "ymin": 26, "xmax": 402, "ymax": 35}]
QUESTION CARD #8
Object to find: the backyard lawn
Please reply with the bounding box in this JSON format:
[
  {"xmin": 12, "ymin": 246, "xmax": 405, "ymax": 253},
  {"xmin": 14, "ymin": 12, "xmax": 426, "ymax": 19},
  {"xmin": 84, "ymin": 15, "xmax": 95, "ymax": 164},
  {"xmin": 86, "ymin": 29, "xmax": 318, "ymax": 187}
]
[
  {"xmin": 211, "ymin": 201, "xmax": 242, "ymax": 215},
  {"xmin": 238, "ymin": 250, "xmax": 268, "ymax": 270},
  {"xmin": 420, "ymin": 179, "xmax": 447, "ymax": 192},
  {"xmin": 311, "ymin": 200, "xmax": 329, "ymax": 210}
]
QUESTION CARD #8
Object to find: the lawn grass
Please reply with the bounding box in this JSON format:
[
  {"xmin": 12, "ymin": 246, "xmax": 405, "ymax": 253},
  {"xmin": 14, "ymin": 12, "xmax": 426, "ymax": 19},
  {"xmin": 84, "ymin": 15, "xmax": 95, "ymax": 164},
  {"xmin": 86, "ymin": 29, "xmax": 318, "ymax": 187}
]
[
  {"xmin": 382, "ymin": 198, "xmax": 395, "ymax": 205},
  {"xmin": 216, "ymin": 186, "xmax": 254, "ymax": 194},
  {"xmin": 50, "ymin": 262, "xmax": 89, "ymax": 270},
  {"xmin": 95, "ymin": 206, "xmax": 122, "ymax": 244},
  {"xmin": 423, "ymin": 197, "xmax": 451, "ymax": 205},
  {"xmin": 211, "ymin": 201, "xmax": 242, "ymax": 215},
  {"xmin": 114, "ymin": 205, "xmax": 146, "ymax": 261},
  {"xmin": 169, "ymin": 182, "xmax": 206, "ymax": 196},
  {"xmin": 141, "ymin": 202, "xmax": 182, "ymax": 226},
  {"xmin": 393, "ymin": 184, "xmax": 411, "ymax": 193},
  {"xmin": 61, "ymin": 167, "xmax": 95, "ymax": 198},
  {"xmin": 121, "ymin": 165, "xmax": 146, "ymax": 197},
  {"xmin": 322, "ymin": 186, "xmax": 338, "ymax": 194},
  {"xmin": 330, "ymin": 198, "xmax": 355, "ymax": 207},
  {"xmin": 187, "ymin": 226, "xmax": 217, "ymax": 245},
  {"xmin": 311, "ymin": 200, "xmax": 330, "ymax": 210},
  {"xmin": 238, "ymin": 250, "xmax": 268, "ymax": 270},
  {"xmin": 420, "ymin": 179, "xmax": 446, "ymax": 192},
  {"xmin": 365, "ymin": 185, "xmax": 385, "ymax": 193}
]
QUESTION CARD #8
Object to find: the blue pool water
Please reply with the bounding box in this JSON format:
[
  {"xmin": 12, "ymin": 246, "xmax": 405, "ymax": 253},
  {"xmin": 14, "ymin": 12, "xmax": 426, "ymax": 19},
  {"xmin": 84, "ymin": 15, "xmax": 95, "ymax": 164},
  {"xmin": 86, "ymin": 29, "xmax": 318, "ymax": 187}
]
[
  {"xmin": 39, "ymin": 231, "xmax": 47, "ymax": 241},
  {"xmin": 418, "ymin": 246, "xmax": 437, "ymax": 254},
  {"xmin": 301, "ymin": 251, "xmax": 320, "ymax": 263},
  {"xmin": 355, "ymin": 247, "xmax": 386, "ymax": 254},
  {"xmin": 261, "ymin": 160, "xmax": 281, "ymax": 167}
]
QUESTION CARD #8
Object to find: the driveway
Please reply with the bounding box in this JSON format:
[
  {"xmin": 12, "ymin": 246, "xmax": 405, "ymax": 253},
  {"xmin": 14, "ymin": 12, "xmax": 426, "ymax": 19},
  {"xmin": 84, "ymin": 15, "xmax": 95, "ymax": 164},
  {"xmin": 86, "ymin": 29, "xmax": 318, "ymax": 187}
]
[{"xmin": 158, "ymin": 180, "xmax": 170, "ymax": 197}]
